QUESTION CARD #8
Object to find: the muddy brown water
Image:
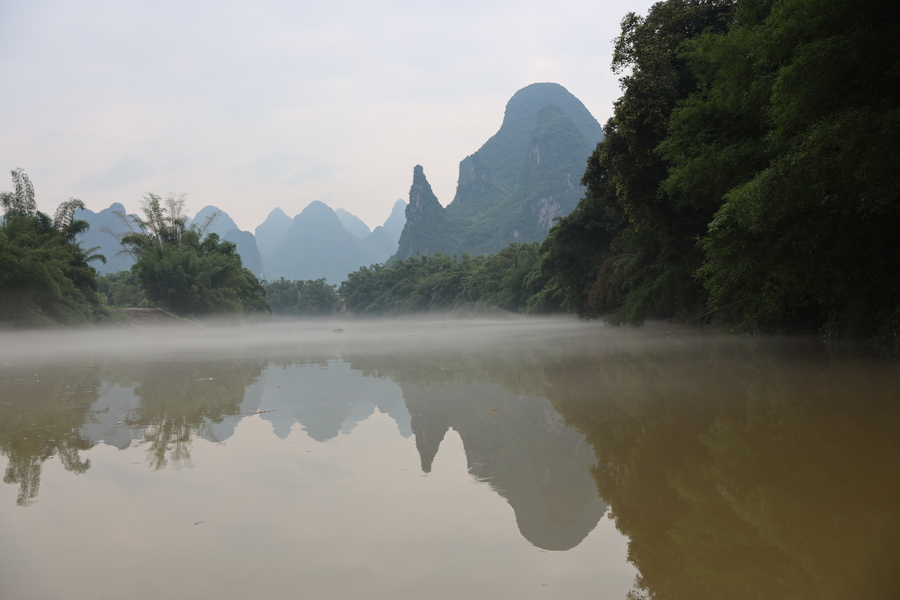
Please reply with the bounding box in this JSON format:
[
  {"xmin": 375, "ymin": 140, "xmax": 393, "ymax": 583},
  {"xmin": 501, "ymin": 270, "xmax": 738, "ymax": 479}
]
[{"xmin": 1, "ymin": 318, "xmax": 898, "ymax": 599}]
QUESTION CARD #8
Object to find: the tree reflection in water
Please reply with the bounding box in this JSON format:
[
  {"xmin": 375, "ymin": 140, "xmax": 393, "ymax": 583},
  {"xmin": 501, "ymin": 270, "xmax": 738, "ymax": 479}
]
[
  {"xmin": 121, "ymin": 359, "xmax": 266, "ymax": 470},
  {"xmin": 0, "ymin": 356, "xmax": 267, "ymax": 504},
  {"xmin": 0, "ymin": 364, "xmax": 99, "ymax": 506},
  {"xmin": 549, "ymin": 338, "xmax": 900, "ymax": 600},
  {"xmin": 3, "ymin": 322, "xmax": 897, "ymax": 598}
]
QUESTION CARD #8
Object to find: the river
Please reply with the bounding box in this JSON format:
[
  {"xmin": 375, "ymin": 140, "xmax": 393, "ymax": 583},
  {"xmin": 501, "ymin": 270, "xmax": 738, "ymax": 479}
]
[{"xmin": 0, "ymin": 317, "xmax": 897, "ymax": 599}]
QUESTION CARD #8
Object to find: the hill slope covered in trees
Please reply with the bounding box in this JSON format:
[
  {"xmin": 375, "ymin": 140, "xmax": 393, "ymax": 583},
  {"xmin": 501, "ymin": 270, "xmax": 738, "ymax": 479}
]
[
  {"xmin": 393, "ymin": 83, "xmax": 602, "ymax": 260},
  {"xmin": 344, "ymin": 0, "xmax": 900, "ymax": 339}
]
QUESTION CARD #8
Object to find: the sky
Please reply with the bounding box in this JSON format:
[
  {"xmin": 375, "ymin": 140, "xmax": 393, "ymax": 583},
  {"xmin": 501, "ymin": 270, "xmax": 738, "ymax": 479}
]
[{"xmin": 0, "ymin": 0, "xmax": 657, "ymax": 233}]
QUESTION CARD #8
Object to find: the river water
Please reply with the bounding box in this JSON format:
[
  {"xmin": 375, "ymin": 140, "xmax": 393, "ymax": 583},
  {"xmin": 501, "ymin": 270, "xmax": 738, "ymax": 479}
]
[{"xmin": 0, "ymin": 318, "xmax": 898, "ymax": 599}]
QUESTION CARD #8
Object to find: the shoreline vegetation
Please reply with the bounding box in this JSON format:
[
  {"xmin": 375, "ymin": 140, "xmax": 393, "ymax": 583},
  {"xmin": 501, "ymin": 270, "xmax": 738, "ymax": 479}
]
[{"xmin": 3, "ymin": 0, "xmax": 897, "ymax": 341}]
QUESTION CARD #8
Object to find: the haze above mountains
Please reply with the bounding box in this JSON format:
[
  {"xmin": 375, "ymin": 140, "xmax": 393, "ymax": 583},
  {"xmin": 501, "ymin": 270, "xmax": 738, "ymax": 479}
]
[{"xmin": 76, "ymin": 83, "xmax": 601, "ymax": 284}]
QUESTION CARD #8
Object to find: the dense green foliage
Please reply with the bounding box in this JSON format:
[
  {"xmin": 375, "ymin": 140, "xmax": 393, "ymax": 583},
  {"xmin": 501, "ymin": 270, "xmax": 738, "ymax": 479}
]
[
  {"xmin": 544, "ymin": 0, "xmax": 736, "ymax": 324},
  {"xmin": 684, "ymin": 0, "xmax": 900, "ymax": 336},
  {"xmin": 263, "ymin": 278, "xmax": 340, "ymax": 316},
  {"xmin": 0, "ymin": 169, "xmax": 107, "ymax": 327},
  {"xmin": 97, "ymin": 270, "xmax": 144, "ymax": 308},
  {"xmin": 544, "ymin": 0, "xmax": 900, "ymax": 337},
  {"xmin": 121, "ymin": 193, "xmax": 269, "ymax": 316},
  {"xmin": 340, "ymin": 243, "xmax": 561, "ymax": 316}
]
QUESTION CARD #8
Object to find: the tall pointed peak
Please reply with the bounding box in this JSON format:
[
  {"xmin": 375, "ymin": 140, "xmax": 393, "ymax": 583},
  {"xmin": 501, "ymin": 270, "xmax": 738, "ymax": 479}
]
[
  {"xmin": 411, "ymin": 164, "xmax": 431, "ymax": 192},
  {"xmin": 408, "ymin": 165, "xmax": 443, "ymax": 216}
]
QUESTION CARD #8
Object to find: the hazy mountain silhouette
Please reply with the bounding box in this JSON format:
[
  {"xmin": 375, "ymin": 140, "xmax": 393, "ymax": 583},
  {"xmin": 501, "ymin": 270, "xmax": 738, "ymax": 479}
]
[
  {"xmin": 255, "ymin": 207, "xmax": 293, "ymax": 258},
  {"xmin": 335, "ymin": 208, "xmax": 371, "ymax": 239},
  {"xmin": 362, "ymin": 225, "xmax": 398, "ymax": 263},
  {"xmin": 262, "ymin": 202, "xmax": 402, "ymax": 284},
  {"xmin": 73, "ymin": 195, "xmax": 405, "ymax": 284},
  {"xmin": 264, "ymin": 201, "xmax": 372, "ymax": 284},
  {"xmin": 364, "ymin": 201, "xmax": 406, "ymax": 259},
  {"xmin": 394, "ymin": 82, "xmax": 601, "ymax": 260},
  {"xmin": 382, "ymin": 199, "xmax": 407, "ymax": 243},
  {"xmin": 190, "ymin": 205, "xmax": 265, "ymax": 278},
  {"xmin": 190, "ymin": 205, "xmax": 241, "ymax": 236},
  {"xmin": 73, "ymin": 203, "xmax": 137, "ymax": 274}
]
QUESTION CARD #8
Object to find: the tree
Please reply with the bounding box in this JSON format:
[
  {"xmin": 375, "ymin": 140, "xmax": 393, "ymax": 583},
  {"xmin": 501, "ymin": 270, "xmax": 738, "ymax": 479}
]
[
  {"xmin": 544, "ymin": 0, "xmax": 898, "ymax": 338},
  {"xmin": 0, "ymin": 167, "xmax": 37, "ymax": 216},
  {"xmin": 97, "ymin": 270, "xmax": 144, "ymax": 307},
  {"xmin": 264, "ymin": 278, "xmax": 340, "ymax": 316},
  {"xmin": 120, "ymin": 193, "xmax": 269, "ymax": 316},
  {"xmin": 545, "ymin": 0, "xmax": 736, "ymax": 323},
  {"xmin": 0, "ymin": 168, "xmax": 107, "ymax": 326},
  {"xmin": 679, "ymin": 0, "xmax": 900, "ymax": 336},
  {"xmin": 338, "ymin": 243, "xmax": 557, "ymax": 317}
]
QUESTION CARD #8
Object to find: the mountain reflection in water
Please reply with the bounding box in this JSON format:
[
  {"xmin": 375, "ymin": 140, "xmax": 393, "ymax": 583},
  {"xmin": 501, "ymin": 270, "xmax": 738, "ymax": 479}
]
[
  {"xmin": 0, "ymin": 319, "xmax": 898, "ymax": 599},
  {"xmin": 0, "ymin": 321, "xmax": 606, "ymax": 554}
]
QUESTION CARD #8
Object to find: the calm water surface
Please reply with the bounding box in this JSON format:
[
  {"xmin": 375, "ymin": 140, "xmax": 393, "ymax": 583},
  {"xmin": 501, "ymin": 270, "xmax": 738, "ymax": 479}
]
[{"xmin": 0, "ymin": 318, "xmax": 898, "ymax": 599}]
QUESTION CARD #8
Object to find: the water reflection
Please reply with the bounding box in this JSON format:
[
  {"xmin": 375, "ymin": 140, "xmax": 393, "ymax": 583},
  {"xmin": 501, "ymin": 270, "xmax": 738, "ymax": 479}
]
[
  {"xmin": 548, "ymin": 336, "xmax": 900, "ymax": 599},
  {"xmin": 0, "ymin": 364, "xmax": 99, "ymax": 505},
  {"xmin": 405, "ymin": 381, "xmax": 605, "ymax": 551},
  {"xmin": 1, "ymin": 322, "xmax": 899, "ymax": 599},
  {"xmin": 0, "ymin": 332, "xmax": 605, "ymax": 552},
  {"xmin": 248, "ymin": 358, "xmax": 412, "ymax": 441},
  {"xmin": 120, "ymin": 359, "xmax": 266, "ymax": 469},
  {"xmin": 344, "ymin": 349, "xmax": 606, "ymax": 551}
]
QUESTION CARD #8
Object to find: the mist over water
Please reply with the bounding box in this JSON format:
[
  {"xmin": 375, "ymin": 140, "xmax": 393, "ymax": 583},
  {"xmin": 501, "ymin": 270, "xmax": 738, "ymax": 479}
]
[
  {"xmin": 0, "ymin": 315, "xmax": 604, "ymax": 366},
  {"xmin": 0, "ymin": 314, "xmax": 741, "ymax": 376},
  {"xmin": 1, "ymin": 318, "xmax": 898, "ymax": 599}
]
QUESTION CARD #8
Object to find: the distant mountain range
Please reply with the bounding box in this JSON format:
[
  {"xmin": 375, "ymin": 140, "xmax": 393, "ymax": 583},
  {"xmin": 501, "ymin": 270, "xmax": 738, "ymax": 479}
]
[
  {"xmin": 188, "ymin": 205, "xmax": 265, "ymax": 278},
  {"xmin": 393, "ymin": 82, "xmax": 602, "ymax": 260},
  {"xmin": 257, "ymin": 199, "xmax": 405, "ymax": 284},
  {"xmin": 72, "ymin": 203, "xmax": 138, "ymax": 274},
  {"xmin": 75, "ymin": 199, "xmax": 406, "ymax": 284},
  {"xmin": 75, "ymin": 81, "xmax": 598, "ymax": 284}
]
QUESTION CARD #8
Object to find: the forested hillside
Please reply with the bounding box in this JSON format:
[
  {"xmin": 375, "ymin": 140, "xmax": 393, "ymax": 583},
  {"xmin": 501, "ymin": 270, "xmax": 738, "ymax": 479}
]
[
  {"xmin": 542, "ymin": 0, "xmax": 900, "ymax": 337},
  {"xmin": 342, "ymin": 0, "xmax": 899, "ymax": 339}
]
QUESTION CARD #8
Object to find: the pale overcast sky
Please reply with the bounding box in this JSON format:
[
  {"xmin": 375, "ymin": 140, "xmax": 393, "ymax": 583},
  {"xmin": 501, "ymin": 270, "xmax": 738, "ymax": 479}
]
[{"xmin": 0, "ymin": 0, "xmax": 656, "ymax": 232}]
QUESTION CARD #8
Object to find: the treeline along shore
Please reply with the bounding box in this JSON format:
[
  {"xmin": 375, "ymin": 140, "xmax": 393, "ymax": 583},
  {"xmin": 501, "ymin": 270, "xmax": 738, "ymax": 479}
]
[{"xmin": 2, "ymin": 0, "xmax": 897, "ymax": 340}]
